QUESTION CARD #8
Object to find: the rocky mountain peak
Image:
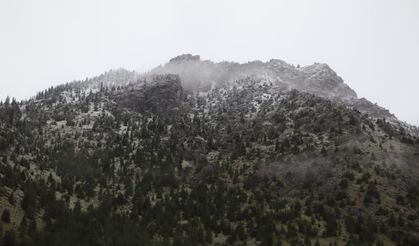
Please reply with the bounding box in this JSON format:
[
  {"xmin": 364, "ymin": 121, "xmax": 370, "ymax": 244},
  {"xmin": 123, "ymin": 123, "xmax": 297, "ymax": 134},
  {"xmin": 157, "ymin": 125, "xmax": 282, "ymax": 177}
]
[
  {"xmin": 154, "ymin": 54, "xmax": 358, "ymax": 101},
  {"xmin": 299, "ymin": 63, "xmax": 358, "ymax": 100},
  {"xmin": 169, "ymin": 54, "xmax": 201, "ymax": 63}
]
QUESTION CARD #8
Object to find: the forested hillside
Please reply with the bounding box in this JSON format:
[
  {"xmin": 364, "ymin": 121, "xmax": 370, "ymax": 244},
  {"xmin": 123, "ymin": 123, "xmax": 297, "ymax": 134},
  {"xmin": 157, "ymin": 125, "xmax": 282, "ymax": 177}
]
[{"xmin": 1, "ymin": 56, "xmax": 419, "ymax": 246}]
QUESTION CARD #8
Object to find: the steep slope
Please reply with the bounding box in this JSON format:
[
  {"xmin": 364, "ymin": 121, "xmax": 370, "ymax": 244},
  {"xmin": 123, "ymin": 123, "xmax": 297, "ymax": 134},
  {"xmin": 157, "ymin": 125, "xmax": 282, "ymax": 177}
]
[{"xmin": 0, "ymin": 56, "xmax": 419, "ymax": 245}]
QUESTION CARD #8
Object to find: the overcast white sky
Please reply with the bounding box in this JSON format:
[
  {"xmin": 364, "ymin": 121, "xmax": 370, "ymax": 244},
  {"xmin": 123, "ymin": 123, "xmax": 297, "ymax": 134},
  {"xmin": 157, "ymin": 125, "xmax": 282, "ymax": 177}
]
[{"xmin": 0, "ymin": 0, "xmax": 418, "ymax": 125}]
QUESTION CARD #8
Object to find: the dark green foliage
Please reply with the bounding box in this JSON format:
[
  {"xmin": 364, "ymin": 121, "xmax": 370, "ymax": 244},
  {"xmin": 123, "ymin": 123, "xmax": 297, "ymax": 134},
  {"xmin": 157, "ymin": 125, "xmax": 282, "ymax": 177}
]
[
  {"xmin": 1, "ymin": 209, "xmax": 11, "ymax": 223},
  {"xmin": 3, "ymin": 230, "xmax": 17, "ymax": 246}
]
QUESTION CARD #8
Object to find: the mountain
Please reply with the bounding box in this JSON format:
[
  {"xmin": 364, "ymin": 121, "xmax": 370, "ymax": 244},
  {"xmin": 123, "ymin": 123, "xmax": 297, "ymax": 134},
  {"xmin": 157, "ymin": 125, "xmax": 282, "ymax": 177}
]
[{"xmin": 0, "ymin": 55, "xmax": 419, "ymax": 246}]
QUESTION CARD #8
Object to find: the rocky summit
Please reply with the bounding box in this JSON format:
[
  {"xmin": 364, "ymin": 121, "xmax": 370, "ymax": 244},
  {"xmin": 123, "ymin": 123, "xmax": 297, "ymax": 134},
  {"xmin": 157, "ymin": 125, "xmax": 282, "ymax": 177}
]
[{"xmin": 0, "ymin": 55, "xmax": 419, "ymax": 245}]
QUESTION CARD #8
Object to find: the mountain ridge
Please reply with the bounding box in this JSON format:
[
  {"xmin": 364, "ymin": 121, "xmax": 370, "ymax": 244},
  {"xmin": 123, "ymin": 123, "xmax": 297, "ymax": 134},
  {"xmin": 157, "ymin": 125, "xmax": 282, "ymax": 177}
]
[{"xmin": 36, "ymin": 54, "xmax": 418, "ymax": 133}]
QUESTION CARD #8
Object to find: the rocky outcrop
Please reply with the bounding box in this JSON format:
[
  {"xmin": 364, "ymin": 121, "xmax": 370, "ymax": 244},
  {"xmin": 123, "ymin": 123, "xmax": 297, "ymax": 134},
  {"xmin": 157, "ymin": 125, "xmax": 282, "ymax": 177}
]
[
  {"xmin": 169, "ymin": 54, "xmax": 201, "ymax": 63},
  {"xmin": 150, "ymin": 54, "xmax": 358, "ymax": 101},
  {"xmin": 117, "ymin": 74, "xmax": 183, "ymax": 115},
  {"xmin": 300, "ymin": 63, "xmax": 357, "ymax": 100},
  {"xmin": 144, "ymin": 74, "xmax": 183, "ymax": 115}
]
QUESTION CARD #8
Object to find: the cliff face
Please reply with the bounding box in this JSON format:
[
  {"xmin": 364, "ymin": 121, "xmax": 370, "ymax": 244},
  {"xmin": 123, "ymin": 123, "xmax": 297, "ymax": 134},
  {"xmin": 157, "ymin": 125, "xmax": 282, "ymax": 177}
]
[
  {"xmin": 299, "ymin": 63, "xmax": 357, "ymax": 100},
  {"xmin": 143, "ymin": 74, "xmax": 183, "ymax": 115},
  {"xmin": 116, "ymin": 74, "xmax": 183, "ymax": 115}
]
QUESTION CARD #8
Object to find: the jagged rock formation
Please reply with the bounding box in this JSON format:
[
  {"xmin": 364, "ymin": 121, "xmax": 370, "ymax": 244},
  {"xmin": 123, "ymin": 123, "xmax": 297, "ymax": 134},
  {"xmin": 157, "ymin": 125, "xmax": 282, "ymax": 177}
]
[{"xmin": 150, "ymin": 54, "xmax": 357, "ymax": 101}]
